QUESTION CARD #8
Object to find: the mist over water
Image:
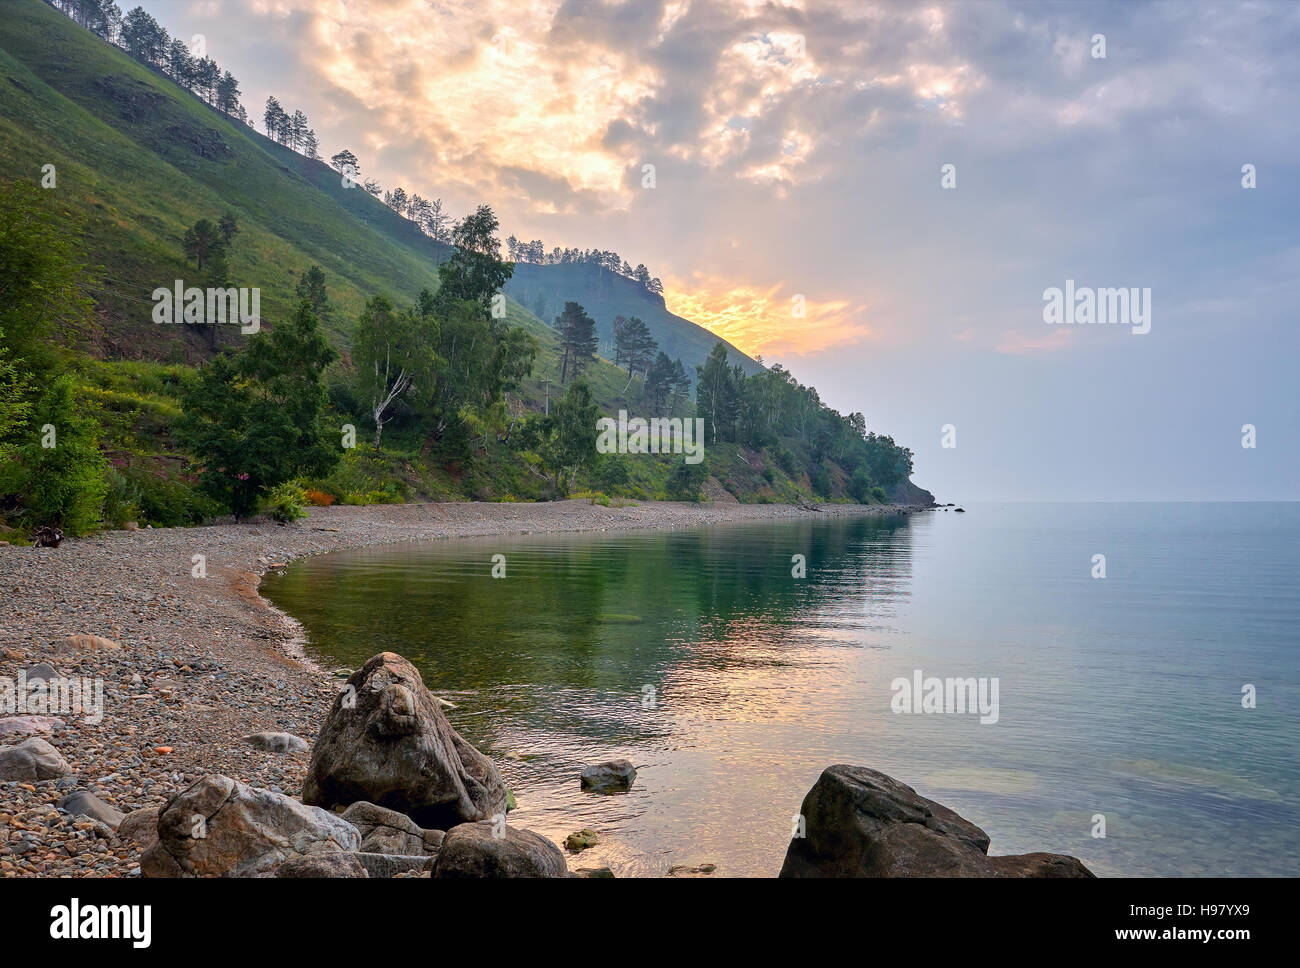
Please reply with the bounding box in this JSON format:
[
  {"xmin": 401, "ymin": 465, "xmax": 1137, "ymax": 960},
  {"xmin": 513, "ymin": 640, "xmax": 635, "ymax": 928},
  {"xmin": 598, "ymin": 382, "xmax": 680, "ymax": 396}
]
[{"xmin": 262, "ymin": 504, "xmax": 1300, "ymax": 877}]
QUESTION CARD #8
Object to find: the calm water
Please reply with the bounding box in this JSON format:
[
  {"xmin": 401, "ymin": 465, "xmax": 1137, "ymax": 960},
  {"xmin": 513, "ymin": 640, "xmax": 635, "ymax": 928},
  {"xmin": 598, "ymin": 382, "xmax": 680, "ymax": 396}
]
[{"xmin": 261, "ymin": 503, "xmax": 1300, "ymax": 877}]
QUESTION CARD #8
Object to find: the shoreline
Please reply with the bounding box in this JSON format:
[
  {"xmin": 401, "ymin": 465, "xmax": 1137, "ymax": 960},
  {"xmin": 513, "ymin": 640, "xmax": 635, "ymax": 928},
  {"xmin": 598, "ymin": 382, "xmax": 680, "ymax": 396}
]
[{"xmin": 0, "ymin": 499, "xmax": 931, "ymax": 877}]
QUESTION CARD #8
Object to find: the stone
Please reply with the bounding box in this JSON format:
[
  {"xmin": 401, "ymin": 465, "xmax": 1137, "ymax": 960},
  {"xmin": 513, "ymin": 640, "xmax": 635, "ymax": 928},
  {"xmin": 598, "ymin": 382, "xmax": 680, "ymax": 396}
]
[
  {"xmin": 58, "ymin": 791, "xmax": 126, "ymax": 829},
  {"xmin": 0, "ymin": 737, "xmax": 71, "ymax": 781},
  {"xmin": 244, "ymin": 732, "xmax": 309, "ymax": 754},
  {"xmin": 302, "ymin": 652, "xmax": 507, "ymax": 829},
  {"xmin": 579, "ymin": 759, "xmax": 637, "ymax": 792},
  {"xmin": 667, "ymin": 863, "xmax": 717, "ymax": 877},
  {"xmin": 341, "ymin": 801, "xmax": 443, "ymax": 856},
  {"xmin": 54, "ymin": 634, "xmax": 121, "ymax": 654},
  {"xmin": 118, "ymin": 806, "xmax": 162, "ymax": 851},
  {"xmin": 22, "ymin": 663, "xmax": 58, "ymax": 685},
  {"xmin": 779, "ymin": 765, "xmax": 1094, "ymax": 878},
  {"xmin": 432, "ymin": 822, "xmax": 568, "ymax": 878},
  {"xmin": 564, "ymin": 828, "xmax": 600, "ymax": 852},
  {"xmin": 574, "ymin": 866, "xmax": 615, "ymax": 878},
  {"xmin": 356, "ymin": 853, "xmax": 435, "ymax": 878},
  {"xmin": 0, "ymin": 716, "xmax": 64, "ymax": 739},
  {"xmin": 275, "ymin": 852, "xmax": 369, "ymax": 878},
  {"xmin": 141, "ymin": 775, "xmax": 360, "ymax": 877}
]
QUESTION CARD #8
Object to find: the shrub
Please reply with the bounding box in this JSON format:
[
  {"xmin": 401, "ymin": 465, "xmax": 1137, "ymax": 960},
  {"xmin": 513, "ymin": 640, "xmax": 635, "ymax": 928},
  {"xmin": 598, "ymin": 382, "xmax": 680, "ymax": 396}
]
[
  {"xmin": 266, "ymin": 482, "xmax": 308, "ymax": 522},
  {"xmin": 303, "ymin": 488, "xmax": 335, "ymax": 507},
  {"xmin": 667, "ymin": 459, "xmax": 709, "ymax": 501},
  {"xmin": 5, "ymin": 375, "xmax": 108, "ymax": 536},
  {"xmin": 871, "ymin": 485, "xmax": 888, "ymax": 504}
]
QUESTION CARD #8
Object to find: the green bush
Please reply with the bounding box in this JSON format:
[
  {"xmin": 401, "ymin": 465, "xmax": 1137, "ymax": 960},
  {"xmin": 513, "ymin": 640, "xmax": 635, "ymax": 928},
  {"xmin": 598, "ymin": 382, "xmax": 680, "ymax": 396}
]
[
  {"xmin": 667, "ymin": 459, "xmax": 709, "ymax": 501},
  {"xmin": 265, "ymin": 482, "xmax": 308, "ymax": 522},
  {"xmin": 4, "ymin": 375, "xmax": 108, "ymax": 535}
]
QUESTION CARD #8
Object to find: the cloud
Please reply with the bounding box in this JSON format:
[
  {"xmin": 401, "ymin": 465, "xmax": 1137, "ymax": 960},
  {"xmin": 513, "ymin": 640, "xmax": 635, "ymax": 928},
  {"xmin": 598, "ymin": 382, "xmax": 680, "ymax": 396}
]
[{"xmin": 664, "ymin": 273, "xmax": 874, "ymax": 357}]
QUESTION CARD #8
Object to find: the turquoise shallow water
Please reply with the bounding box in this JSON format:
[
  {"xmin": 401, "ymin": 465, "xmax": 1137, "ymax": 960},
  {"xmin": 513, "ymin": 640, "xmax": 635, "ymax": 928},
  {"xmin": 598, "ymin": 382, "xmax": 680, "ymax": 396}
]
[{"xmin": 261, "ymin": 502, "xmax": 1300, "ymax": 877}]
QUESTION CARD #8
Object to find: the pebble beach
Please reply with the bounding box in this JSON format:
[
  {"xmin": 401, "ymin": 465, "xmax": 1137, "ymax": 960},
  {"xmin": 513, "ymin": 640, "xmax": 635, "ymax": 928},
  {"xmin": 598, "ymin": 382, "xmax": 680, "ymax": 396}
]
[{"xmin": 0, "ymin": 498, "xmax": 928, "ymax": 877}]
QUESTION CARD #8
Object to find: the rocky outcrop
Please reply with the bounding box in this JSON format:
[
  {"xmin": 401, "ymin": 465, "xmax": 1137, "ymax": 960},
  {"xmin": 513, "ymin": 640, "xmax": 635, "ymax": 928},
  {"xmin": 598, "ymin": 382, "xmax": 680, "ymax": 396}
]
[
  {"xmin": 580, "ymin": 759, "xmax": 636, "ymax": 793},
  {"xmin": 142, "ymin": 775, "xmax": 360, "ymax": 877},
  {"xmin": 0, "ymin": 737, "xmax": 71, "ymax": 781},
  {"xmin": 779, "ymin": 765, "xmax": 1094, "ymax": 878},
  {"xmin": 302, "ymin": 652, "xmax": 507, "ymax": 829},
  {"xmin": 432, "ymin": 822, "xmax": 568, "ymax": 878},
  {"xmin": 341, "ymin": 801, "xmax": 444, "ymax": 856}
]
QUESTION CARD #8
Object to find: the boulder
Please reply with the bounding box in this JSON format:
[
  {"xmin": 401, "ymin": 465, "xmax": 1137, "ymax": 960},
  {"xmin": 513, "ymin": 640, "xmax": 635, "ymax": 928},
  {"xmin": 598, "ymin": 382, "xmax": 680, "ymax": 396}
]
[
  {"xmin": 58, "ymin": 791, "xmax": 126, "ymax": 829},
  {"xmin": 432, "ymin": 822, "xmax": 568, "ymax": 878},
  {"xmin": 779, "ymin": 765, "xmax": 1094, "ymax": 878},
  {"xmin": 244, "ymin": 732, "xmax": 309, "ymax": 754},
  {"xmin": 118, "ymin": 806, "xmax": 162, "ymax": 851},
  {"xmin": 0, "ymin": 715, "xmax": 64, "ymax": 739},
  {"xmin": 275, "ymin": 853, "xmax": 369, "ymax": 878},
  {"xmin": 302, "ymin": 652, "xmax": 507, "ymax": 829},
  {"xmin": 356, "ymin": 853, "xmax": 435, "ymax": 878},
  {"xmin": 141, "ymin": 774, "xmax": 360, "ymax": 877},
  {"xmin": 0, "ymin": 737, "xmax": 71, "ymax": 781},
  {"xmin": 341, "ymin": 801, "xmax": 444, "ymax": 855},
  {"xmin": 579, "ymin": 759, "xmax": 636, "ymax": 793}
]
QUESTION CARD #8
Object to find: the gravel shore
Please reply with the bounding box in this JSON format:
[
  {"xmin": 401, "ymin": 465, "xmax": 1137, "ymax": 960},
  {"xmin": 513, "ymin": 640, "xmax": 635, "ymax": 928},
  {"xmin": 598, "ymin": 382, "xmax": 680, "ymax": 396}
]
[{"xmin": 0, "ymin": 498, "xmax": 928, "ymax": 877}]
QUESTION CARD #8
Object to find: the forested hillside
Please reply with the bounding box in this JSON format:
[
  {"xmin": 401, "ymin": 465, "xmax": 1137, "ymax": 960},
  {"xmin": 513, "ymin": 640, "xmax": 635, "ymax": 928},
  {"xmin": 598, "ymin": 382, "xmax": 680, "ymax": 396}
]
[{"xmin": 0, "ymin": 0, "xmax": 929, "ymax": 541}]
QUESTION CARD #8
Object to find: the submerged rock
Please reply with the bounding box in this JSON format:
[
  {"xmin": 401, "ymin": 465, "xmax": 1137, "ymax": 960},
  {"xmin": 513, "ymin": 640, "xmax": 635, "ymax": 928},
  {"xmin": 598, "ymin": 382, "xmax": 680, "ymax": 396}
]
[
  {"xmin": 142, "ymin": 774, "xmax": 360, "ymax": 877},
  {"xmin": 579, "ymin": 759, "xmax": 637, "ymax": 793},
  {"xmin": 432, "ymin": 822, "xmax": 568, "ymax": 878},
  {"xmin": 779, "ymin": 765, "xmax": 1094, "ymax": 878},
  {"xmin": 302, "ymin": 652, "xmax": 507, "ymax": 829},
  {"xmin": 564, "ymin": 828, "xmax": 600, "ymax": 852}
]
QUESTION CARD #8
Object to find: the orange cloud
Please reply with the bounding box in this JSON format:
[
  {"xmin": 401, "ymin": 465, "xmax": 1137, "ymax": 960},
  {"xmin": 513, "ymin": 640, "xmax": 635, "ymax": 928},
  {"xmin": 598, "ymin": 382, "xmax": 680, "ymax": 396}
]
[{"xmin": 664, "ymin": 275, "xmax": 874, "ymax": 357}]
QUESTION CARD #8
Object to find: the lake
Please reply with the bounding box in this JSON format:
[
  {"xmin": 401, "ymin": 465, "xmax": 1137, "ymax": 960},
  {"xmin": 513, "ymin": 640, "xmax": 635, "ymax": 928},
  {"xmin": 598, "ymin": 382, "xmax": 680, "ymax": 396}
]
[{"xmin": 260, "ymin": 502, "xmax": 1300, "ymax": 877}]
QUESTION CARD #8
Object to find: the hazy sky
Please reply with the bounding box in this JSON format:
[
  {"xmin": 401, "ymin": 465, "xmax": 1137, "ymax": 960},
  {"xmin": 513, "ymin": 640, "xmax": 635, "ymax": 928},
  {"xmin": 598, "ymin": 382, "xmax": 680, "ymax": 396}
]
[{"xmin": 148, "ymin": 0, "xmax": 1299, "ymax": 501}]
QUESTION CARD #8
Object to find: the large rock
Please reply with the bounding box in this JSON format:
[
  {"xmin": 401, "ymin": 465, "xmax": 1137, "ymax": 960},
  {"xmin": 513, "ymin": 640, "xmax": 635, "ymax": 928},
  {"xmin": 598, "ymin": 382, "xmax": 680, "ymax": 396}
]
[
  {"xmin": 118, "ymin": 806, "xmax": 162, "ymax": 851},
  {"xmin": 779, "ymin": 765, "xmax": 1094, "ymax": 878},
  {"xmin": 341, "ymin": 801, "xmax": 444, "ymax": 855},
  {"xmin": 579, "ymin": 759, "xmax": 636, "ymax": 793},
  {"xmin": 275, "ymin": 853, "xmax": 369, "ymax": 878},
  {"xmin": 302, "ymin": 652, "xmax": 507, "ymax": 829},
  {"xmin": 0, "ymin": 737, "xmax": 71, "ymax": 781},
  {"xmin": 432, "ymin": 822, "xmax": 568, "ymax": 879},
  {"xmin": 0, "ymin": 715, "xmax": 64, "ymax": 740},
  {"xmin": 141, "ymin": 775, "xmax": 360, "ymax": 878}
]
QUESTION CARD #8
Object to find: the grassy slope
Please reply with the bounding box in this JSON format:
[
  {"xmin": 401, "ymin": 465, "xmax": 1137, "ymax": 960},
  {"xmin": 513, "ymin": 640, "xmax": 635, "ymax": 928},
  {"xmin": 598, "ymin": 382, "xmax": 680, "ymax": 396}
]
[{"xmin": 0, "ymin": 0, "xmax": 891, "ymax": 511}]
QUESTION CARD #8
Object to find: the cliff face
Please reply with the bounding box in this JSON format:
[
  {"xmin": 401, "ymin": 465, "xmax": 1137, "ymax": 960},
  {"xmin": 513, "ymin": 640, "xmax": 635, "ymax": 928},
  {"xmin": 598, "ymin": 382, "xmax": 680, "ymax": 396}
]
[{"xmin": 888, "ymin": 478, "xmax": 936, "ymax": 506}]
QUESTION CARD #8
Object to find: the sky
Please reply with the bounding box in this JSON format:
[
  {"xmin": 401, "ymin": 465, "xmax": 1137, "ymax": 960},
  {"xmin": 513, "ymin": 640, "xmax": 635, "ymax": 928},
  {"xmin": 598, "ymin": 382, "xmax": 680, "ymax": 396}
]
[{"xmin": 147, "ymin": 0, "xmax": 1300, "ymax": 501}]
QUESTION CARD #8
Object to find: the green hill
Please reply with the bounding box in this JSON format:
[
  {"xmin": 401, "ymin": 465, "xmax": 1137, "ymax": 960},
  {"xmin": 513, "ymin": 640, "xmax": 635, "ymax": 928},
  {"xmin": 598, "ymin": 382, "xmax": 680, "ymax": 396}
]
[{"xmin": 0, "ymin": 0, "xmax": 929, "ymax": 528}]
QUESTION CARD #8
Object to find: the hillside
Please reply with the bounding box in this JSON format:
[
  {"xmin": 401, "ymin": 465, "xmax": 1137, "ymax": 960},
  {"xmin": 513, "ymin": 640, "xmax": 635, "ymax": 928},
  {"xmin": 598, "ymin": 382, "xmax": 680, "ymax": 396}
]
[
  {"xmin": 506, "ymin": 262, "xmax": 764, "ymax": 379},
  {"xmin": 0, "ymin": 0, "xmax": 931, "ymax": 533}
]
